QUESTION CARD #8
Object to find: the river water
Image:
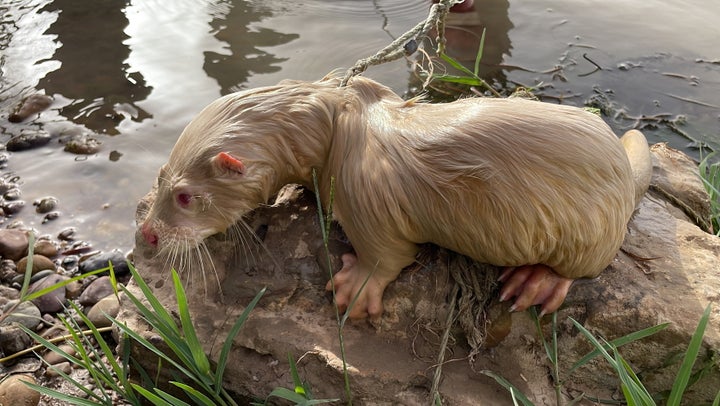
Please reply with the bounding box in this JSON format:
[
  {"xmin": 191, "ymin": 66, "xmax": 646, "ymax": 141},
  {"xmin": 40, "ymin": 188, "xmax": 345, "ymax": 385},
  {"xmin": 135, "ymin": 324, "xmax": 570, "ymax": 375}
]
[{"xmin": 1, "ymin": 0, "xmax": 718, "ymax": 252}]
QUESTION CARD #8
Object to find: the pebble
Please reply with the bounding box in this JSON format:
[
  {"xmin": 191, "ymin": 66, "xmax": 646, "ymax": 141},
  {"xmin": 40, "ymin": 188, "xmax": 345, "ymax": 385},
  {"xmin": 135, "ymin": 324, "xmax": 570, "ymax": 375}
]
[
  {"xmin": 34, "ymin": 196, "xmax": 58, "ymax": 214},
  {"xmin": 65, "ymin": 279, "xmax": 83, "ymax": 299},
  {"xmin": 8, "ymin": 94, "xmax": 53, "ymax": 123},
  {"xmin": 16, "ymin": 254, "xmax": 56, "ymax": 275},
  {"xmin": 42, "ymin": 344, "xmax": 77, "ymax": 365},
  {"xmin": 63, "ymin": 134, "xmax": 101, "ymax": 155},
  {"xmin": 29, "ymin": 273, "xmax": 68, "ymax": 313},
  {"xmin": 2, "ymin": 200, "xmax": 25, "ymax": 215},
  {"xmin": 79, "ymin": 276, "xmax": 114, "ymax": 306},
  {"xmin": 45, "ymin": 361, "xmax": 72, "ymax": 377},
  {"xmin": 0, "ymin": 325, "xmax": 33, "ymax": 356},
  {"xmin": 6, "ymin": 130, "xmax": 52, "ymax": 151},
  {"xmin": 0, "ymin": 300, "xmax": 42, "ymax": 330},
  {"xmin": 0, "ymin": 229, "xmax": 29, "ymax": 260},
  {"xmin": 0, "ymin": 260, "xmax": 18, "ymax": 283},
  {"xmin": 33, "ymin": 239, "xmax": 58, "ymax": 258},
  {"xmin": 0, "ymin": 374, "xmax": 41, "ymax": 406},
  {"xmin": 79, "ymin": 250, "xmax": 129, "ymax": 276},
  {"xmin": 86, "ymin": 295, "xmax": 120, "ymax": 328}
]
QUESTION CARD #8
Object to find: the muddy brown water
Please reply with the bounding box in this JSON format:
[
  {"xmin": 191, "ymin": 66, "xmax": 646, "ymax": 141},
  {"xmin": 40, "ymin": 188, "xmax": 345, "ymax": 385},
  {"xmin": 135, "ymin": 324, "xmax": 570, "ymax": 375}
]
[{"xmin": 0, "ymin": 0, "xmax": 718, "ymax": 253}]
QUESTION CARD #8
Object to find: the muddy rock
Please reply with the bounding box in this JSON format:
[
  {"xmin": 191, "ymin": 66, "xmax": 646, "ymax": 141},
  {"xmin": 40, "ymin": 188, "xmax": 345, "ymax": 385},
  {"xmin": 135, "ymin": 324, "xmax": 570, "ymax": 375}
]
[
  {"xmin": 124, "ymin": 145, "xmax": 720, "ymax": 405},
  {"xmin": 0, "ymin": 374, "xmax": 41, "ymax": 406},
  {"xmin": 6, "ymin": 130, "xmax": 52, "ymax": 151},
  {"xmin": 8, "ymin": 94, "xmax": 53, "ymax": 123},
  {"xmin": 63, "ymin": 134, "xmax": 101, "ymax": 155},
  {"xmin": 0, "ymin": 229, "xmax": 29, "ymax": 261}
]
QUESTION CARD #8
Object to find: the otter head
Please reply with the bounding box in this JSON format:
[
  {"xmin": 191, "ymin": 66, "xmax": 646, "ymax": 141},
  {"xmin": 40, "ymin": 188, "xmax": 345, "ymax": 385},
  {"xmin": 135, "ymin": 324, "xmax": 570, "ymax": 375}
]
[{"xmin": 140, "ymin": 148, "xmax": 269, "ymax": 258}]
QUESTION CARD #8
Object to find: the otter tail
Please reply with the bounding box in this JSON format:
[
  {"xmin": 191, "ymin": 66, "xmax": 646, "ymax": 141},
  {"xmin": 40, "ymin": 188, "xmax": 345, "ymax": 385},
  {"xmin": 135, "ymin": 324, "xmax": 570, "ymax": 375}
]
[{"xmin": 620, "ymin": 129, "xmax": 653, "ymax": 206}]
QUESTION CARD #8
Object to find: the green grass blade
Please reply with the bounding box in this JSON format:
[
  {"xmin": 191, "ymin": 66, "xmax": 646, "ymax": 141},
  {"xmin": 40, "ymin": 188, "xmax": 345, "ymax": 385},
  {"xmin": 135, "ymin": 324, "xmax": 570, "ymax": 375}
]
[
  {"xmin": 172, "ymin": 269, "xmax": 211, "ymax": 376},
  {"xmin": 570, "ymin": 318, "xmax": 618, "ymax": 369},
  {"xmin": 440, "ymin": 52, "xmax": 475, "ymax": 78},
  {"xmin": 214, "ymin": 286, "xmax": 266, "ymax": 391},
  {"xmin": 569, "ymin": 322, "xmax": 670, "ymax": 374},
  {"xmin": 23, "ymin": 381, "xmax": 103, "ymax": 406},
  {"xmin": 480, "ymin": 370, "xmax": 535, "ymax": 406},
  {"xmin": 18, "ymin": 233, "xmax": 35, "ymax": 299},
  {"xmin": 615, "ymin": 348, "xmax": 655, "ymax": 405},
  {"xmin": 288, "ymin": 353, "xmax": 307, "ymax": 397},
  {"xmin": 431, "ymin": 74, "xmax": 485, "ymax": 86},
  {"xmin": 131, "ymin": 384, "xmax": 176, "ymax": 406},
  {"xmin": 666, "ymin": 304, "xmax": 712, "ymax": 406},
  {"xmin": 23, "ymin": 266, "xmax": 111, "ymax": 302},
  {"xmin": 126, "ymin": 264, "xmax": 180, "ymax": 336},
  {"xmin": 713, "ymin": 390, "xmax": 720, "ymax": 406},
  {"xmin": 172, "ymin": 381, "xmax": 217, "ymax": 406},
  {"xmin": 473, "ymin": 27, "xmax": 486, "ymax": 77}
]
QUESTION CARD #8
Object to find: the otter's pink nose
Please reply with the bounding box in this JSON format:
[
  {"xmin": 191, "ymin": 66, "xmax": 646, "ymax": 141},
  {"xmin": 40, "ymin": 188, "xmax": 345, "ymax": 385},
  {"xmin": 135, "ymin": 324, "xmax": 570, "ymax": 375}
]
[{"xmin": 141, "ymin": 223, "xmax": 158, "ymax": 247}]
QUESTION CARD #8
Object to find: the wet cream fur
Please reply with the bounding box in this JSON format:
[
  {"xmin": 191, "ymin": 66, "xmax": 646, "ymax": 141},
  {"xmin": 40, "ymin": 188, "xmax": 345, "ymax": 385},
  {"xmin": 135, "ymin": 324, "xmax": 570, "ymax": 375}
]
[{"xmin": 143, "ymin": 75, "xmax": 652, "ymax": 307}]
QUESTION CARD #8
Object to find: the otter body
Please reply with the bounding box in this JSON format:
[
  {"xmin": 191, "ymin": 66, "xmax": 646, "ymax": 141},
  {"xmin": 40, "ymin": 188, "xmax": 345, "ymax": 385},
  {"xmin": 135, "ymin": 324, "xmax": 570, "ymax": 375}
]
[{"xmin": 141, "ymin": 76, "xmax": 652, "ymax": 318}]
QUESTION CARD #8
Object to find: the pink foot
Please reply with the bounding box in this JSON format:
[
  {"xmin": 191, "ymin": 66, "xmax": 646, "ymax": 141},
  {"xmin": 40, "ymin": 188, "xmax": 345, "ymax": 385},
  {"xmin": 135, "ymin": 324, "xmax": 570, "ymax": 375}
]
[
  {"xmin": 325, "ymin": 253, "xmax": 388, "ymax": 319},
  {"xmin": 498, "ymin": 265, "xmax": 573, "ymax": 317}
]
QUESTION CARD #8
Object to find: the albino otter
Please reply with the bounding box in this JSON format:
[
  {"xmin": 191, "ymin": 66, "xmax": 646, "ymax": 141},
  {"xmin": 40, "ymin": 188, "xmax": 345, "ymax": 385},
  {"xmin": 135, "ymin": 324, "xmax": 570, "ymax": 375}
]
[{"xmin": 140, "ymin": 76, "xmax": 652, "ymax": 319}]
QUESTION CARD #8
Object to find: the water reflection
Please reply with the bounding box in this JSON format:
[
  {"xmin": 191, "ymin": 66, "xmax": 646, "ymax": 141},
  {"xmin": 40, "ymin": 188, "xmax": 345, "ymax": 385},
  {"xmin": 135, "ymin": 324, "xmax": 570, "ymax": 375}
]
[
  {"xmin": 203, "ymin": 0, "xmax": 299, "ymax": 94},
  {"xmin": 439, "ymin": 0, "xmax": 513, "ymax": 86},
  {"xmin": 37, "ymin": 0, "xmax": 151, "ymax": 135}
]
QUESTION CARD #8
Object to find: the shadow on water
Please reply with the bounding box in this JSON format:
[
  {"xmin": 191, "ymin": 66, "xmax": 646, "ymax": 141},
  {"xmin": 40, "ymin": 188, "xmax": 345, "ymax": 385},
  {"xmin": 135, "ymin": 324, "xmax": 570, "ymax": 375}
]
[
  {"xmin": 37, "ymin": 0, "xmax": 152, "ymax": 135},
  {"xmin": 203, "ymin": 1, "xmax": 299, "ymax": 95}
]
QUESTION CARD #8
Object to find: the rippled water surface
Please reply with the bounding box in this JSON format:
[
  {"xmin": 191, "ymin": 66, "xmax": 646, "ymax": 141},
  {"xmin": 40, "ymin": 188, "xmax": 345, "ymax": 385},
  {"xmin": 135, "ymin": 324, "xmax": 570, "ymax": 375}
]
[{"xmin": 1, "ymin": 0, "xmax": 718, "ymax": 252}]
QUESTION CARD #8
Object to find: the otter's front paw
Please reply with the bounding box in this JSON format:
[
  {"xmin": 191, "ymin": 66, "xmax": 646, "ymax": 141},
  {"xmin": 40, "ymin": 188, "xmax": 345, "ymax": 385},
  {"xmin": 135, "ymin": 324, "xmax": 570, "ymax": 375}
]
[
  {"xmin": 325, "ymin": 253, "xmax": 389, "ymax": 319},
  {"xmin": 498, "ymin": 265, "xmax": 574, "ymax": 317}
]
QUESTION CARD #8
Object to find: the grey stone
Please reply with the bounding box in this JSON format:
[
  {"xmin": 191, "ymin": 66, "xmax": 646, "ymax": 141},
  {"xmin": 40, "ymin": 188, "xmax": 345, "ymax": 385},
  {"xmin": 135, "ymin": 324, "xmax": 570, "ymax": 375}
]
[
  {"xmin": 86, "ymin": 295, "xmax": 120, "ymax": 328},
  {"xmin": 29, "ymin": 273, "xmax": 68, "ymax": 313},
  {"xmin": 0, "ymin": 300, "xmax": 41, "ymax": 330},
  {"xmin": 78, "ymin": 276, "xmax": 114, "ymax": 306},
  {"xmin": 42, "ymin": 344, "xmax": 77, "ymax": 365},
  {"xmin": 0, "ymin": 325, "xmax": 32, "ymax": 356}
]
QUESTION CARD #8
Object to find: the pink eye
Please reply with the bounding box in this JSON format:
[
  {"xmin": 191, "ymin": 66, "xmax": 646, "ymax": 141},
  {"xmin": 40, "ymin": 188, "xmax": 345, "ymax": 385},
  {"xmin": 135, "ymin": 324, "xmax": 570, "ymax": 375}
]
[{"xmin": 176, "ymin": 193, "xmax": 192, "ymax": 208}]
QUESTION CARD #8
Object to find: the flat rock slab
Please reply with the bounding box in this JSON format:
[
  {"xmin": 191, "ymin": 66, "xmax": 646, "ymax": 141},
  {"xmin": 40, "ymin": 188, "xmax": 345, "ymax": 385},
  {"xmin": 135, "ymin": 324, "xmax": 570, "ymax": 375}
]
[{"xmin": 123, "ymin": 143, "xmax": 719, "ymax": 405}]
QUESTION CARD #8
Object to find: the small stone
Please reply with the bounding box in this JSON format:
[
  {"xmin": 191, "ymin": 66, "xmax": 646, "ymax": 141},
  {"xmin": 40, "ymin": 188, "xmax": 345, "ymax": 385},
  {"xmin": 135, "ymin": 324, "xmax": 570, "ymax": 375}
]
[
  {"xmin": 0, "ymin": 260, "xmax": 18, "ymax": 283},
  {"xmin": 63, "ymin": 134, "xmax": 101, "ymax": 155},
  {"xmin": 0, "ymin": 374, "xmax": 41, "ymax": 406},
  {"xmin": 16, "ymin": 254, "xmax": 56, "ymax": 275},
  {"xmin": 0, "ymin": 229, "xmax": 29, "ymax": 260},
  {"xmin": 45, "ymin": 361, "xmax": 72, "ymax": 377},
  {"xmin": 42, "ymin": 344, "xmax": 76, "ymax": 365},
  {"xmin": 0, "ymin": 325, "xmax": 32, "ymax": 355},
  {"xmin": 0, "ymin": 300, "xmax": 42, "ymax": 330},
  {"xmin": 42, "ymin": 212, "xmax": 60, "ymax": 223},
  {"xmin": 3, "ymin": 188, "xmax": 21, "ymax": 201},
  {"xmin": 6, "ymin": 130, "xmax": 52, "ymax": 151},
  {"xmin": 33, "ymin": 239, "xmax": 58, "ymax": 258},
  {"xmin": 29, "ymin": 273, "xmax": 68, "ymax": 313},
  {"xmin": 57, "ymin": 227, "xmax": 76, "ymax": 241},
  {"xmin": 8, "ymin": 94, "xmax": 53, "ymax": 123},
  {"xmin": 86, "ymin": 295, "xmax": 120, "ymax": 328},
  {"xmin": 65, "ymin": 280, "xmax": 83, "ymax": 300},
  {"xmin": 2, "ymin": 200, "xmax": 25, "ymax": 215},
  {"xmin": 79, "ymin": 250, "xmax": 129, "ymax": 276},
  {"xmin": 33, "ymin": 196, "xmax": 58, "ymax": 214},
  {"xmin": 79, "ymin": 276, "xmax": 114, "ymax": 306}
]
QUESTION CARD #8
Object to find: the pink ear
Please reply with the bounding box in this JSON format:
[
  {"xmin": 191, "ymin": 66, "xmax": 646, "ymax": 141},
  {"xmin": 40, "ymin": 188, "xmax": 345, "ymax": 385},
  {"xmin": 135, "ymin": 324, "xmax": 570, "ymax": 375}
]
[{"xmin": 215, "ymin": 152, "xmax": 245, "ymax": 175}]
